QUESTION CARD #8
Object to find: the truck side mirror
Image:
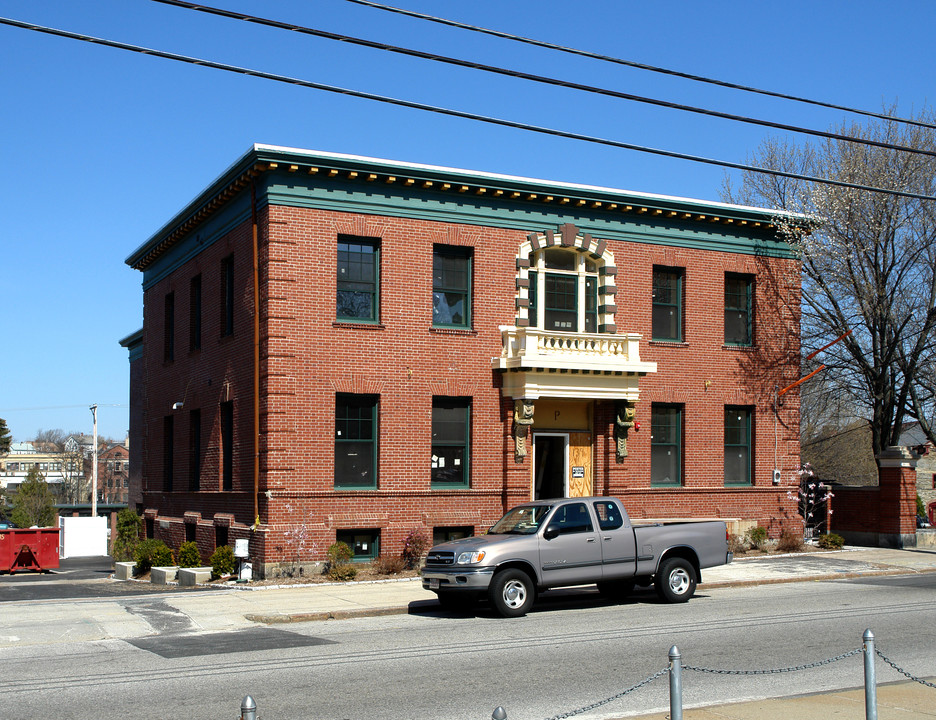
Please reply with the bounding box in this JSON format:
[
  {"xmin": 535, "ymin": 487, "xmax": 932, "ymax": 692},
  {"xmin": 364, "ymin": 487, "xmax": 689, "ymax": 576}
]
[{"xmin": 543, "ymin": 525, "xmax": 559, "ymax": 540}]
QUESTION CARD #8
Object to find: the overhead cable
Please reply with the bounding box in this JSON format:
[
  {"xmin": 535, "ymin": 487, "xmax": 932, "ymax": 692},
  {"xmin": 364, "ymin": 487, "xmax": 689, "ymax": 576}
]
[
  {"xmin": 344, "ymin": 0, "xmax": 936, "ymax": 132},
  {"xmin": 2, "ymin": 16, "xmax": 934, "ymax": 202},
  {"xmin": 153, "ymin": 0, "xmax": 936, "ymax": 160}
]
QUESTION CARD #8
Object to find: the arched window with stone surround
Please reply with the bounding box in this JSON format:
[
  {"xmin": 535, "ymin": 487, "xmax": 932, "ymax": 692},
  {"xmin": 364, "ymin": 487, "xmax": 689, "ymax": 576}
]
[{"xmin": 516, "ymin": 224, "xmax": 617, "ymax": 334}]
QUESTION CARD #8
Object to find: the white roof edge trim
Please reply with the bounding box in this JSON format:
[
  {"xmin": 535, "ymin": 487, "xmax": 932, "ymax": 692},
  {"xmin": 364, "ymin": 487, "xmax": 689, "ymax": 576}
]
[{"xmin": 254, "ymin": 144, "xmax": 808, "ymax": 220}]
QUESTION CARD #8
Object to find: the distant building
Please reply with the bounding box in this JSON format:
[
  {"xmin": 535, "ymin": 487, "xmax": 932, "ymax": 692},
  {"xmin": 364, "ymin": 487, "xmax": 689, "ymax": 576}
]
[
  {"xmin": 898, "ymin": 423, "xmax": 936, "ymax": 522},
  {"xmin": 123, "ymin": 145, "xmax": 807, "ymax": 577},
  {"xmin": 97, "ymin": 441, "xmax": 130, "ymax": 504},
  {"xmin": 0, "ymin": 442, "xmax": 76, "ymax": 495}
]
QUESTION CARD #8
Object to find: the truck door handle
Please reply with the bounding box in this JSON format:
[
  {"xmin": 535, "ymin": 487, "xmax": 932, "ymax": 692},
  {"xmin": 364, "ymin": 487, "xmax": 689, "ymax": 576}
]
[{"xmin": 586, "ymin": 537, "xmax": 596, "ymax": 542}]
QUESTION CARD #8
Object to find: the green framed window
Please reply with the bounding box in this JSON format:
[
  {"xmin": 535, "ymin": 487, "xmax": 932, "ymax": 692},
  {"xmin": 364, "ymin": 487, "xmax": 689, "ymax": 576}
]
[
  {"xmin": 652, "ymin": 267, "xmax": 683, "ymax": 342},
  {"xmin": 529, "ymin": 248, "xmax": 599, "ymax": 333},
  {"xmin": 221, "ymin": 255, "xmax": 234, "ymax": 337},
  {"xmin": 725, "ymin": 274, "xmax": 753, "ymax": 346},
  {"xmin": 433, "ymin": 246, "xmax": 472, "ymax": 327},
  {"xmin": 431, "ymin": 397, "xmax": 470, "ymax": 488},
  {"xmin": 335, "ymin": 394, "xmax": 378, "ymax": 489},
  {"xmin": 433, "ymin": 526, "xmax": 473, "ymax": 544},
  {"xmin": 336, "ymin": 529, "xmax": 380, "ymax": 562},
  {"xmin": 220, "ymin": 401, "xmax": 233, "ymax": 491},
  {"xmin": 337, "ymin": 237, "xmax": 379, "ymax": 322},
  {"xmin": 651, "ymin": 405, "xmax": 682, "ymax": 487},
  {"xmin": 724, "ymin": 407, "xmax": 752, "ymax": 486}
]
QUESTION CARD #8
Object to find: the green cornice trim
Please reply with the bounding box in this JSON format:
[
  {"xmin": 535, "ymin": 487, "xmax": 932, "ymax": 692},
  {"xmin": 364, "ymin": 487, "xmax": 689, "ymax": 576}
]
[{"xmin": 128, "ymin": 145, "xmax": 805, "ymax": 275}]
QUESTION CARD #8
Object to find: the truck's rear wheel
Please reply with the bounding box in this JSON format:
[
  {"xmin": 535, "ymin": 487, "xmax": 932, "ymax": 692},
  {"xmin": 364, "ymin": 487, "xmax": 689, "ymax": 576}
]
[
  {"xmin": 655, "ymin": 558, "xmax": 697, "ymax": 603},
  {"xmin": 489, "ymin": 569, "xmax": 535, "ymax": 618}
]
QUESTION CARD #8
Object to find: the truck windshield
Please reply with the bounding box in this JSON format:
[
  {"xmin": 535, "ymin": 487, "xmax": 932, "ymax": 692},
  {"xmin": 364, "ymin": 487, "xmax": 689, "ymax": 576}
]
[{"xmin": 488, "ymin": 505, "xmax": 552, "ymax": 535}]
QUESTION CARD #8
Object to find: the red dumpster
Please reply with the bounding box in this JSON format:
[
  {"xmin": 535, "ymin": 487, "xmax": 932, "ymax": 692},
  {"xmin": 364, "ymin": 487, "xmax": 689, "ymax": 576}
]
[{"xmin": 0, "ymin": 528, "xmax": 60, "ymax": 573}]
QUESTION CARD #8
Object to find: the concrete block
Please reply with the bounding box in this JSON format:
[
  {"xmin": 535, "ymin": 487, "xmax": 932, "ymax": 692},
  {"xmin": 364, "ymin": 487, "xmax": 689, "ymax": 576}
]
[
  {"xmin": 178, "ymin": 567, "xmax": 213, "ymax": 586},
  {"xmin": 150, "ymin": 566, "xmax": 178, "ymax": 584},
  {"xmin": 114, "ymin": 561, "xmax": 136, "ymax": 580}
]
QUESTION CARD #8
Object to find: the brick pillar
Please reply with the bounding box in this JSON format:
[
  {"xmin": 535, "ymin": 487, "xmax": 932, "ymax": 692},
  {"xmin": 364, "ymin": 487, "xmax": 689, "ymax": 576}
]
[{"xmin": 876, "ymin": 446, "xmax": 919, "ymax": 548}]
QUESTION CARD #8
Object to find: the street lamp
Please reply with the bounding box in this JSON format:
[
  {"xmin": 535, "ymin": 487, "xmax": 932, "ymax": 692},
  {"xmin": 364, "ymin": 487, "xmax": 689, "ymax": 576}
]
[{"xmin": 89, "ymin": 404, "xmax": 98, "ymax": 517}]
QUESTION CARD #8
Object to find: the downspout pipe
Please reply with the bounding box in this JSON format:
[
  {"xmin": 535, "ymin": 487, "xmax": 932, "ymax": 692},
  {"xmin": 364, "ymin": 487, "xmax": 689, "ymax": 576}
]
[{"xmin": 251, "ymin": 182, "xmax": 260, "ymax": 529}]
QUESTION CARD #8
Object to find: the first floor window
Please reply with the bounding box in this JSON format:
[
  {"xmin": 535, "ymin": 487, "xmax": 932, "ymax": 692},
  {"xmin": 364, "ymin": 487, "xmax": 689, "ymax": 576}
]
[
  {"xmin": 189, "ymin": 408, "xmax": 201, "ymax": 491},
  {"xmin": 336, "ymin": 529, "xmax": 380, "ymax": 561},
  {"xmin": 724, "ymin": 407, "xmax": 753, "ymax": 486},
  {"xmin": 651, "ymin": 405, "xmax": 682, "ymax": 487},
  {"xmin": 431, "ymin": 397, "xmax": 470, "ymax": 488},
  {"xmin": 220, "ymin": 401, "xmax": 233, "ymax": 491},
  {"xmin": 335, "ymin": 394, "xmax": 378, "ymax": 488},
  {"xmin": 163, "ymin": 415, "xmax": 174, "ymax": 491}
]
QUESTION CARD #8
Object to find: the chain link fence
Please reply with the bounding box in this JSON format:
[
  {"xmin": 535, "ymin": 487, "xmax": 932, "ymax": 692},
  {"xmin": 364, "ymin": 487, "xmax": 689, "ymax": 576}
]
[{"xmin": 237, "ymin": 629, "xmax": 933, "ymax": 720}]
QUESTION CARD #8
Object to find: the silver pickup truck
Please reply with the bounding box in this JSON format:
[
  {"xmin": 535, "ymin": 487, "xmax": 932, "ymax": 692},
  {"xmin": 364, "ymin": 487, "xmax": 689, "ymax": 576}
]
[{"xmin": 421, "ymin": 496, "xmax": 732, "ymax": 617}]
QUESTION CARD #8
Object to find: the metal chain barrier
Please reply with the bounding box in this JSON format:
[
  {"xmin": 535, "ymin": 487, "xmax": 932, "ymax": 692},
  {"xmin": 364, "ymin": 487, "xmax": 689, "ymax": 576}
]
[
  {"xmin": 543, "ymin": 667, "xmax": 669, "ymax": 720},
  {"xmin": 875, "ymin": 648, "xmax": 936, "ymax": 689},
  {"xmin": 683, "ymin": 647, "xmax": 863, "ymax": 676}
]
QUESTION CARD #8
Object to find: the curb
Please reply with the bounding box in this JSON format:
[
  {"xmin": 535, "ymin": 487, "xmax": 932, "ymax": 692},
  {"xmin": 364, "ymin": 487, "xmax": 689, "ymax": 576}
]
[{"xmin": 245, "ymin": 567, "xmax": 936, "ymax": 625}]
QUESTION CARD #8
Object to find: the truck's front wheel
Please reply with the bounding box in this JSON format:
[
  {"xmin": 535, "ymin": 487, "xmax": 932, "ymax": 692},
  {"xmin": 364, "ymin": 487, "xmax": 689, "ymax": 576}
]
[
  {"xmin": 655, "ymin": 558, "xmax": 697, "ymax": 603},
  {"xmin": 489, "ymin": 569, "xmax": 535, "ymax": 618}
]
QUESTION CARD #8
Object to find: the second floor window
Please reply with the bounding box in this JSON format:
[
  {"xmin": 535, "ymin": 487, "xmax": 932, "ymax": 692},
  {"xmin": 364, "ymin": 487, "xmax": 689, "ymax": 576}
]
[
  {"xmin": 529, "ymin": 248, "xmax": 598, "ymax": 333},
  {"xmin": 337, "ymin": 237, "xmax": 379, "ymax": 322},
  {"xmin": 221, "ymin": 255, "xmax": 235, "ymax": 337},
  {"xmin": 190, "ymin": 274, "xmax": 202, "ymax": 351},
  {"xmin": 725, "ymin": 274, "xmax": 754, "ymax": 346},
  {"xmin": 164, "ymin": 292, "xmax": 175, "ymax": 362},
  {"xmin": 432, "ymin": 246, "xmax": 472, "ymax": 328},
  {"xmin": 335, "ymin": 394, "xmax": 378, "ymax": 489},
  {"xmin": 652, "ymin": 267, "xmax": 683, "ymax": 342}
]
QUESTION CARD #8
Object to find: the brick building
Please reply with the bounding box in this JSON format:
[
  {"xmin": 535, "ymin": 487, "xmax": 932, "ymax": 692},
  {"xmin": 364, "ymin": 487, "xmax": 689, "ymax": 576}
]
[{"xmin": 124, "ymin": 145, "xmax": 805, "ymax": 577}]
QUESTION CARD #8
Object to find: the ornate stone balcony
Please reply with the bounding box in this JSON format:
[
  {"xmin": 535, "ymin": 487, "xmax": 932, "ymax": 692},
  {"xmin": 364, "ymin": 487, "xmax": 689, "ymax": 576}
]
[
  {"xmin": 493, "ymin": 326, "xmax": 657, "ymax": 400},
  {"xmin": 493, "ymin": 326, "xmax": 656, "ymax": 373}
]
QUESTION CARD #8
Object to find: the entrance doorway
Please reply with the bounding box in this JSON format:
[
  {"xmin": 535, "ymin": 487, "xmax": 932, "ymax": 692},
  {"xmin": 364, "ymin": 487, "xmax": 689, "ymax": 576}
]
[{"xmin": 533, "ymin": 433, "xmax": 567, "ymax": 500}]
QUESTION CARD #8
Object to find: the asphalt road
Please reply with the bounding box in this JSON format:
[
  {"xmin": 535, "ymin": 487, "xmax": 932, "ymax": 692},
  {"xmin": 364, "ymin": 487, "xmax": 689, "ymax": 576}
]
[{"xmin": 1, "ymin": 572, "xmax": 933, "ymax": 720}]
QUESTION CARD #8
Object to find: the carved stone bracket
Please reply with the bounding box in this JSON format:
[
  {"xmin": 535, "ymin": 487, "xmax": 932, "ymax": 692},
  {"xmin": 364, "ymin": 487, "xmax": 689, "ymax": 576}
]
[
  {"xmin": 614, "ymin": 400, "xmax": 636, "ymax": 462},
  {"xmin": 513, "ymin": 398, "xmax": 535, "ymax": 462}
]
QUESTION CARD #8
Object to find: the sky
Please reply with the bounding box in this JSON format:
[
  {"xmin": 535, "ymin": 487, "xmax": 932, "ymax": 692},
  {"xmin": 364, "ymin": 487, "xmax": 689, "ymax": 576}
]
[{"xmin": 1, "ymin": 0, "xmax": 932, "ymax": 442}]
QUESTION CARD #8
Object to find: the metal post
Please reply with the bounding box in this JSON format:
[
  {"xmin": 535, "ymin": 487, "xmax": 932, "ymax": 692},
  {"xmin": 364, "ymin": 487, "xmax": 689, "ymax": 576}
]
[
  {"xmin": 89, "ymin": 404, "xmax": 98, "ymax": 517},
  {"xmin": 491, "ymin": 707, "xmax": 507, "ymax": 720},
  {"xmin": 863, "ymin": 629, "xmax": 877, "ymax": 720},
  {"xmin": 241, "ymin": 695, "xmax": 257, "ymax": 720},
  {"xmin": 669, "ymin": 645, "xmax": 683, "ymax": 720}
]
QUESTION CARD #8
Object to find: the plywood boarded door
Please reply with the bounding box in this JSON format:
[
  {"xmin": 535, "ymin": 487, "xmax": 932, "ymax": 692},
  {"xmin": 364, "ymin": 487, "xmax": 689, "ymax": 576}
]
[{"xmin": 568, "ymin": 432, "xmax": 592, "ymax": 497}]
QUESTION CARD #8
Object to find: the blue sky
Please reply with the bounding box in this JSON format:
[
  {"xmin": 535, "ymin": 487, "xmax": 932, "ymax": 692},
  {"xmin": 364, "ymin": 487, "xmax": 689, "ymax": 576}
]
[{"xmin": 1, "ymin": 0, "xmax": 932, "ymax": 441}]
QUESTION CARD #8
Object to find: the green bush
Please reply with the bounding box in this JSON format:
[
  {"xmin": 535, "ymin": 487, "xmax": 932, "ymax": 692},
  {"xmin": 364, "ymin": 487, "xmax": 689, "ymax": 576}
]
[
  {"xmin": 745, "ymin": 525, "xmax": 769, "ymax": 550},
  {"xmin": 177, "ymin": 541, "xmax": 202, "ymax": 568},
  {"xmin": 134, "ymin": 539, "xmax": 174, "ymax": 574},
  {"xmin": 209, "ymin": 545, "xmax": 236, "ymax": 579},
  {"xmin": 817, "ymin": 533, "xmax": 845, "ymax": 550},
  {"xmin": 112, "ymin": 509, "xmax": 143, "ymax": 562},
  {"xmin": 325, "ymin": 541, "xmax": 357, "ymax": 581}
]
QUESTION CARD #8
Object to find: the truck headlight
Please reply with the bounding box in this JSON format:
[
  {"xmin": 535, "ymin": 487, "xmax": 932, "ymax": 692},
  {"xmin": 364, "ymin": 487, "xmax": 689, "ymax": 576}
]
[{"xmin": 456, "ymin": 550, "xmax": 486, "ymax": 564}]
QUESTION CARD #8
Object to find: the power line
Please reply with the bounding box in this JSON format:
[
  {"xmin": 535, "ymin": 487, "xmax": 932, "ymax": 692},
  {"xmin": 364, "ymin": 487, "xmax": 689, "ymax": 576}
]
[
  {"xmin": 154, "ymin": 0, "xmax": 936, "ymax": 160},
  {"xmin": 344, "ymin": 0, "xmax": 936, "ymax": 132},
  {"xmin": 2, "ymin": 15, "xmax": 935, "ymax": 202}
]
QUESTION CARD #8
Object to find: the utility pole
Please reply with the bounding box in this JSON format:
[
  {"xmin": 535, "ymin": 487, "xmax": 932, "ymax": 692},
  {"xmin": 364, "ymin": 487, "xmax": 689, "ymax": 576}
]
[{"xmin": 90, "ymin": 404, "xmax": 98, "ymax": 518}]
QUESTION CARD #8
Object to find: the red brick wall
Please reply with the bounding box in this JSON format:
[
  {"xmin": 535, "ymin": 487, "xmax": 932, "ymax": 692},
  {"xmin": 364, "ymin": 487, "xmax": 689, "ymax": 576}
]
[{"xmin": 138, "ymin": 203, "xmax": 802, "ymax": 569}]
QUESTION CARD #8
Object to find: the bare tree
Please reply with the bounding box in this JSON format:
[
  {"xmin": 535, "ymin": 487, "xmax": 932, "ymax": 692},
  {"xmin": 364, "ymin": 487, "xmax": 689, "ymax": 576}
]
[{"xmin": 724, "ymin": 110, "xmax": 936, "ymax": 459}]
